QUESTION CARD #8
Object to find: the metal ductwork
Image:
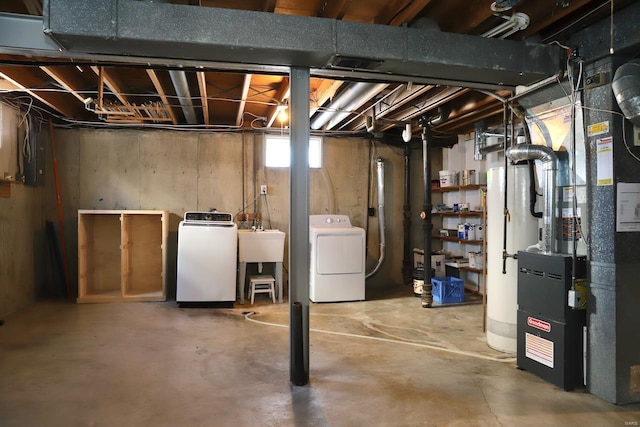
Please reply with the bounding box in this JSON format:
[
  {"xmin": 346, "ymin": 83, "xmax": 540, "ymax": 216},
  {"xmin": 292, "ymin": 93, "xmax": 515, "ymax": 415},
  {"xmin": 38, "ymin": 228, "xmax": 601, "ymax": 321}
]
[
  {"xmin": 169, "ymin": 70, "xmax": 198, "ymax": 125},
  {"xmin": 366, "ymin": 157, "xmax": 386, "ymax": 279},
  {"xmin": 612, "ymin": 59, "xmax": 640, "ymax": 127},
  {"xmin": 40, "ymin": 1, "xmax": 561, "ymax": 90},
  {"xmin": 506, "ymin": 144, "xmax": 558, "ymax": 254},
  {"xmin": 311, "ymin": 82, "xmax": 388, "ymax": 130}
]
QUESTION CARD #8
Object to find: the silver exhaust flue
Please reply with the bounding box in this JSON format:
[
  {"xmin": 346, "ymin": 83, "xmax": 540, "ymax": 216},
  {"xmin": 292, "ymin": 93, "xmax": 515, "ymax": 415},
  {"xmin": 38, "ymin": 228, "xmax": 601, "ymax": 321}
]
[{"xmin": 506, "ymin": 144, "xmax": 558, "ymax": 253}]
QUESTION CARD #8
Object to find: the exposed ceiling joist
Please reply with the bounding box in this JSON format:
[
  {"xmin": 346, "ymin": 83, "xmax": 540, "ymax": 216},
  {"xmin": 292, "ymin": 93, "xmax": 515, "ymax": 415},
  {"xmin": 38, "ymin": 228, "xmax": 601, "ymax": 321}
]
[
  {"xmin": 236, "ymin": 73, "xmax": 252, "ymax": 126},
  {"xmin": 146, "ymin": 69, "xmax": 178, "ymax": 125},
  {"xmin": 317, "ymin": 0, "xmax": 348, "ymax": 19},
  {"xmin": 0, "ymin": 69, "xmax": 75, "ymax": 118},
  {"xmin": 196, "ymin": 71, "xmax": 209, "ymax": 126},
  {"xmin": 22, "ymin": 0, "xmax": 42, "ymax": 15},
  {"xmin": 90, "ymin": 66, "xmax": 133, "ymax": 111},
  {"xmin": 350, "ymin": 83, "xmax": 433, "ymax": 130},
  {"xmin": 387, "ymin": 0, "xmax": 433, "ymax": 26},
  {"xmin": 438, "ymin": 103, "xmax": 504, "ymax": 132},
  {"xmin": 39, "ymin": 65, "xmax": 85, "ymax": 103},
  {"xmin": 310, "ymin": 79, "xmax": 343, "ymax": 116},
  {"xmin": 378, "ymin": 87, "xmax": 469, "ymax": 131},
  {"xmin": 263, "ymin": 0, "xmax": 276, "ymax": 12},
  {"xmin": 266, "ymin": 78, "xmax": 290, "ymax": 127}
]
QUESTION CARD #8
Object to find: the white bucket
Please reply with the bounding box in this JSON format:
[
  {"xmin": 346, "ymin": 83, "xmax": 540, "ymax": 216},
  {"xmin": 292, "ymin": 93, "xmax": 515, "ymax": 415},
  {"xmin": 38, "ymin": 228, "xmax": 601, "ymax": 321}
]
[
  {"xmin": 413, "ymin": 279, "xmax": 424, "ymax": 296},
  {"xmin": 439, "ymin": 170, "xmax": 456, "ymax": 187}
]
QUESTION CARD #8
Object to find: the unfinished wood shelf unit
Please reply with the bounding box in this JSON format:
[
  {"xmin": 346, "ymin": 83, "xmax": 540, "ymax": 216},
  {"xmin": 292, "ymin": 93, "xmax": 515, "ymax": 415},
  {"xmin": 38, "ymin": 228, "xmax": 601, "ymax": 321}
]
[{"xmin": 78, "ymin": 210, "xmax": 168, "ymax": 303}]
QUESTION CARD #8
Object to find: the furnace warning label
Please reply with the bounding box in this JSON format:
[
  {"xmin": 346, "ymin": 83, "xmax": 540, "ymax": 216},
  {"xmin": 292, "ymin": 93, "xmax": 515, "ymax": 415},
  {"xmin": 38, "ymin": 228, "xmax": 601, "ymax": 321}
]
[{"xmin": 525, "ymin": 333, "xmax": 554, "ymax": 368}]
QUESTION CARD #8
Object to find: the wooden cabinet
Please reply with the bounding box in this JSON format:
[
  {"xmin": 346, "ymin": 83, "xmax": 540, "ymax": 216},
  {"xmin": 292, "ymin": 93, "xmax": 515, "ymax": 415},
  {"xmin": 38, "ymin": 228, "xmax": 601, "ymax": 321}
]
[{"xmin": 77, "ymin": 210, "xmax": 168, "ymax": 303}]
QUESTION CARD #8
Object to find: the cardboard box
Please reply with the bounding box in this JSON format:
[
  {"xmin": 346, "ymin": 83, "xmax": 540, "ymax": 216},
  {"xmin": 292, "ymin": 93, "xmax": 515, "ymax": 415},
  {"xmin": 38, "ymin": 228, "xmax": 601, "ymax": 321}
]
[{"xmin": 412, "ymin": 248, "xmax": 446, "ymax": 277}]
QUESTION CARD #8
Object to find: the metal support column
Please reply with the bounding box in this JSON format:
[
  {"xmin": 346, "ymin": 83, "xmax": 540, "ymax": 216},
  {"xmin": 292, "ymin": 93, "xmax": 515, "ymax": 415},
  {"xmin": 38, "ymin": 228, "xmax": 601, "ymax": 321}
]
[
  {"xmin": 420, "ymin": 126, "xmax": 433, "ymax": 308},
  {"xmin": 401, "ymin": 143, "xmax": 412, "ymax": 286},
  {"xmin": 289, "ymin": 66, "xmax": 310, "ymax": 386}
]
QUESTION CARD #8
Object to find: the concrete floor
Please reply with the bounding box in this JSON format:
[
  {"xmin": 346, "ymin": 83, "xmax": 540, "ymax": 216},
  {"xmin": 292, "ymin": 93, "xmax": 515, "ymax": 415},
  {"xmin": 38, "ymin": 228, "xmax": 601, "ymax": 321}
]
[{"xmin": 1, "ymin": 287, "xmax": 639, "ymax": 427}]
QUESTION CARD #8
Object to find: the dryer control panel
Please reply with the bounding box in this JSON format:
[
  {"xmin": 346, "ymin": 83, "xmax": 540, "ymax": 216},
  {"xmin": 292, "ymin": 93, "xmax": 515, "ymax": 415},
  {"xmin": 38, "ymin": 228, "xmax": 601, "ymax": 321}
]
[{"xmin": 309, "ymin": 215, "xmax": 353, "ymax": 228}]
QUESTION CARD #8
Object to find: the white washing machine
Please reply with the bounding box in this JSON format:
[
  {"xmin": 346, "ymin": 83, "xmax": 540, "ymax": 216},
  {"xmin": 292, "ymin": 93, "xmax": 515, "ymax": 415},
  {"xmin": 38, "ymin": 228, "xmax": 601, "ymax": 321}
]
[
  {"xmin": 177, "ymin": 211, "xmax": 237, "ymax": 305},
  {"xmin": 309, "ymin": 215, "xmax": 365, "ymax": 302}
]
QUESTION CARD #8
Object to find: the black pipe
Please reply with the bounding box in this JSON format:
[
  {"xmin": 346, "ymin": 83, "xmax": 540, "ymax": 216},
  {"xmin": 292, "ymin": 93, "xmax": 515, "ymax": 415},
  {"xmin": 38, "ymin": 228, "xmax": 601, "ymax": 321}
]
[
  {"xmin": 402, "ymin": 143, "xmax": 413, "ymax": 286},
  {"xmin": 528, "ymin": 160, "xmax": 543, "ymax": 218},
  {"xmin": 420, "ymin": 126, "xmax": 433, "ymax": 308},
  {"xmin": 290, "ymin": 301, "xmax": 308, "ymax": 386}
]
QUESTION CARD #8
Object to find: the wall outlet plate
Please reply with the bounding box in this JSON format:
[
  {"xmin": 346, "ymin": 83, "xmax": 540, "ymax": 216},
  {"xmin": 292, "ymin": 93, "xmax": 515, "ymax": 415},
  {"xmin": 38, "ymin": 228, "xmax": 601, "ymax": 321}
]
[{"xmin": 260, "ymin": 184, "xmax": 267, "ymax": 195}]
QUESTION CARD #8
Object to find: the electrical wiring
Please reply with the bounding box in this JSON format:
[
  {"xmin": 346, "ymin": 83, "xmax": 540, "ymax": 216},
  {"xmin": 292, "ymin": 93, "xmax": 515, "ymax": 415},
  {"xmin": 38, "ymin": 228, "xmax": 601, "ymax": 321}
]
[
  {"xmin": 262, "ymin": 194, "xmax": 273, "ymax": 230},
  {"xmin": 565, "ymin": 54, "xmax": 591, "ymax": 251},
  {"xmin": 548, "ymin": 40, "xmax": 572, "ymax": 51},
  {"xmin": 234, "ymin": 193, "xmax": 262, "ymax": 218}
]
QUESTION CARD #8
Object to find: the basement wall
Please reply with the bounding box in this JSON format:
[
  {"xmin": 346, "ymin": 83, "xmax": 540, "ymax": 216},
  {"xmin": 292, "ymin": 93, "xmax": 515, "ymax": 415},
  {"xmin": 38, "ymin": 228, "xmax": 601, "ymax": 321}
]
[
  {"xmin": 0, "ymin": 103, "xmax": 47, "ymax": 318},
  {"xmin": 47, "ymin": 129, "xmax": 409, "ymax": 299}
]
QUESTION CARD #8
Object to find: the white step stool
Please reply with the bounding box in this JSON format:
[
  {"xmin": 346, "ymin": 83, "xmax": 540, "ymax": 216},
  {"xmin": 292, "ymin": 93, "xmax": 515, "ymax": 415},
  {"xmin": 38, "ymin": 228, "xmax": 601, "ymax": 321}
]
[{"xmin": 249, "ymin": 275, "xmax": 276, "ymax": 304}]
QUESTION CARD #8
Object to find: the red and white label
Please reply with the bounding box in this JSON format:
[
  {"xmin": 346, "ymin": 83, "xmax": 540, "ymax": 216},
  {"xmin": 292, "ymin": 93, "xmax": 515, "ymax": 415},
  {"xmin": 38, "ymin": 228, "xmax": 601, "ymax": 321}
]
[
  {"xmin": 527, "ymin": 317, "xmax": 551, "ymax": 333},
  {"xmin": 526, "ymin": 333, "xmax": 554, "ymax": 368}
]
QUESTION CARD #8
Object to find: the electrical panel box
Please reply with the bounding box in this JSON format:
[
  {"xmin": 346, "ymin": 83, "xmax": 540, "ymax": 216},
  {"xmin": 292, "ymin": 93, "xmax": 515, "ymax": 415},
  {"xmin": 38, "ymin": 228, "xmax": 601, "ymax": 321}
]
[{"xmin": 23, "ymin": 131, "xmax": 46, "ymax": 186}]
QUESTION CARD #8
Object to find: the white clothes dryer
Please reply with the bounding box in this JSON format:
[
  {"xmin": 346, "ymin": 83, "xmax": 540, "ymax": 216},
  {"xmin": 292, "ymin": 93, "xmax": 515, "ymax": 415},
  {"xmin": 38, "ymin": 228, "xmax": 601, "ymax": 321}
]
[{"xmin": 309, "ymin": 215, "xmax": 365, "ymax": 302}]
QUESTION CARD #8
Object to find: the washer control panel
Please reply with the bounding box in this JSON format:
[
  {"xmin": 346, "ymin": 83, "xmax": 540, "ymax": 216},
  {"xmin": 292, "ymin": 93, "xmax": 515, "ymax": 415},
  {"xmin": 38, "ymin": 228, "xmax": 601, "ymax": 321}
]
[{"xmin": 184, "ymin": 211, "xmax": 233, "ymax": 223}]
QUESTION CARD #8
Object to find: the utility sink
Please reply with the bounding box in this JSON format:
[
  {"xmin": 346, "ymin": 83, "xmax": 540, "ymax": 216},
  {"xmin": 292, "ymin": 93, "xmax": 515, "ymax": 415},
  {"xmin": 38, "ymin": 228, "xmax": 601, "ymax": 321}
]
[{"xmin": 237, "ymin": 229, "xmax": 285, "ymax": 262}]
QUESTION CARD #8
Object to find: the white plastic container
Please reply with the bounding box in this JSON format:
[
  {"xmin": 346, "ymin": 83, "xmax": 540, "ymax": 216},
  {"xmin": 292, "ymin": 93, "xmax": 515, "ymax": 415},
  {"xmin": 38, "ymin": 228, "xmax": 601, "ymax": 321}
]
[
  {"xmin": 439, "ymin": 170, "xmax": 457, "ymax": 187},
  {"xmin": 467, "ymin": 224, "xmax": 476, "ymax": 240}
]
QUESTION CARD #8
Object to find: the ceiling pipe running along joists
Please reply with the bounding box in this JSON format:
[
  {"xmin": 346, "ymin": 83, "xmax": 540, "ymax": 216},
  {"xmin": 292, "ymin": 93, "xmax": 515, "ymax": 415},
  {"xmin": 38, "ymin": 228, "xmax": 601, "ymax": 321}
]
[
  {"xmin": 482, "ymin": 12, "xmax": 530, "ymax": 39},
  {"xmin": 169, "ymin": 70, "xmax": 198, "ymax": 125},
  {"xmin": 311, "ymin": 82, "xmax": 388, "ymax": 130}
]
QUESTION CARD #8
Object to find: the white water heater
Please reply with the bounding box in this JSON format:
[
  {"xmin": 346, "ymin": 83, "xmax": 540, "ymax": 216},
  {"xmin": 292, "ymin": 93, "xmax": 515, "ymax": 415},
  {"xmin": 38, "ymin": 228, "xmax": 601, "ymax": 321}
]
[{"xmin": 486, "ymin": 165, "xmax": 538, "ymax": 354}]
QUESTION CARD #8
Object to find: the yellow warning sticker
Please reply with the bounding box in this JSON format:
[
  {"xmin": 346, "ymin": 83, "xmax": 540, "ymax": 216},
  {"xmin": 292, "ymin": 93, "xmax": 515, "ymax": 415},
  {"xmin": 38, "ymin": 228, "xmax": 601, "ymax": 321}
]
[{"xmin": 588, "ymin": 121, "xmax": 610, "ymax": 137}]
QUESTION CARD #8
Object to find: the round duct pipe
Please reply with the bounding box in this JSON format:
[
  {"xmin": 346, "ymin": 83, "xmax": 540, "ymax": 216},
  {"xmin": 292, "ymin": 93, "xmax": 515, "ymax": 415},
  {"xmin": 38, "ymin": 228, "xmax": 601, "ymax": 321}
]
[{"xmin": 612, "ymin": 59, "xmax": 640, "ymax": 127}]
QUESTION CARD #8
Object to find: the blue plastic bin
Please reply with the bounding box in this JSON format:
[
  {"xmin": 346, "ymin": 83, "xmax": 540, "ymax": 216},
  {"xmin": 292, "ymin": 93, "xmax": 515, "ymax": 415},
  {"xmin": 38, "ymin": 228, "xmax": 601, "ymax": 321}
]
[{"xmin": 431, "ymin": 276, "xmax": 464, "ymax": 304}]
